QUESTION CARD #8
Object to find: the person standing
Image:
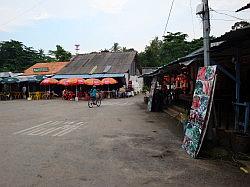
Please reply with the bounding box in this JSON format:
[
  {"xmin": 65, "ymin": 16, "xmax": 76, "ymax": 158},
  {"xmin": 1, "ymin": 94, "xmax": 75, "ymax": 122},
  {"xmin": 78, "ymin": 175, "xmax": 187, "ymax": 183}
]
[{"xmin": 22, "ymin": 85, "xmax": 27, "ymax": 99}]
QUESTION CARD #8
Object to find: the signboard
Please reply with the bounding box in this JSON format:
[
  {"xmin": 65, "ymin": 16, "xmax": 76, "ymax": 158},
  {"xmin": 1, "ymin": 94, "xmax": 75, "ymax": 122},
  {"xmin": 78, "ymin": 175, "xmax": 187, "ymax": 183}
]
[
  {"xmin": 182, "ymin": 65, "xmax": 217, "ymax": 158},
  {"xmin": 33, "ymin": 67, "xmax": 49, "ymax": 73},
  {"xmin": 147, "ymin": 77, "xmax": 157, "ymax": 112}
]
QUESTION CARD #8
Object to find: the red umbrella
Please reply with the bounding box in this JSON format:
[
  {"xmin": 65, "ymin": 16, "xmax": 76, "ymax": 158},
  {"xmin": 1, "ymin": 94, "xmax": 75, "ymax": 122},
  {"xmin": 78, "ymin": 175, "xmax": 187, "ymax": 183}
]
[
  {"xmin": 58, "ymin": 79, "xmax": 69, "ymax": 86},
  {"xmin": 65, "ymin": 78, "xmax": 85, "ymax": 100},
  {"xmin": 65, "ymin": 78, "xmax": 85, "ymax": 86},
  {"xmin": 40, "ymin": 78, "xmax": 58, "ymax": 85},
  {"xmin": 85, "ymin": 79, "xmax": 102, "ymax": 86},
  {"xmin": 40, "ymin": 78, "xmax": 58, "ymax": 93},
  {"xmin": 101, "ymin": 78, "xmax": 118, "ymax": 85}
]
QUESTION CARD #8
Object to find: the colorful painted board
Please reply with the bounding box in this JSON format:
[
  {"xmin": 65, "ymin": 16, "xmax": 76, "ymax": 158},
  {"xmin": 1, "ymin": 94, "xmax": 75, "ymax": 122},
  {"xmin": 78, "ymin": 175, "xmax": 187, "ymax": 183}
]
[
  {"xmin": 182, "ymin": 65, "xmax": 217, "ymax": 158},
  {"xmin": 147, "ymin": 77, "xmax": 157, "ymax": 112}
]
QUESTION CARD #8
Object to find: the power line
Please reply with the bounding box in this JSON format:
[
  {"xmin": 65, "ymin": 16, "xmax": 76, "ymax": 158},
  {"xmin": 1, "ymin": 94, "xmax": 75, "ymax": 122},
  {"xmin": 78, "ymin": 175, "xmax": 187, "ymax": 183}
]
[
  {"xmin": 0, "ymin": 0, "xmax": 45, "ymax": 28},
  {"xmin": 163, "ymin": 0, "xmax": 175, "ymax": 36},
  {"xmin": 210, "ymin": 8, "xmax": 248, "ymax": 22},
  {"xmin": 210, "ymin": 9, "xmax": 235, "ymax": 13},
  {"xmin": 189, "ymin": 0, "xmax": 196, "ymax": 38},
  {"xmin": 211, "ymin": 18, "xmax": 242, "ymax": 22}
]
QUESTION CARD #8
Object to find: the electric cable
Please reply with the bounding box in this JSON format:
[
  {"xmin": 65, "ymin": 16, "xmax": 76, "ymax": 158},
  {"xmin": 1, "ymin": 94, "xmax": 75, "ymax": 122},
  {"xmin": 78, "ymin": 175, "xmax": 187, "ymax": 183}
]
[
  {"xmin": 210, "ymin": 18, "xmax": 244, "ymax": 22},
  {"xmin": 210, "ymin": 8, "xmax": 248, "ymax": 22},
  {"xmin": 163, "ymin": 0, "xmax": 175, "ymax": 36},
  {"xmin": 0, "ymin": 0, "xmax": 46, "ymax": 29}
]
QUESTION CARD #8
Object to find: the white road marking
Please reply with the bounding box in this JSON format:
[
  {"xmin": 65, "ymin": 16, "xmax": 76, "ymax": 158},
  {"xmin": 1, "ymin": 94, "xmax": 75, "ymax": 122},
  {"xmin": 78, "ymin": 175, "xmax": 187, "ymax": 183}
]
[
  {"xmin": 13, "ymin": 121, "xmax": 53, "ymax": 135},
  {"xmin": 13, "ymin": 121, "xmax": 87, "ymax": 137},
  {"xmin": 27, "ymin": 128, "xmax": 47, "ymax": 135},
  {"xmin": 52, "ymin": 122, "xmax": 84, "ymax": 137},
  {"xmin": 54, "ymin": 123, "xmax": 86, "ymax": 137},
  {"xmin": 52, "ymin": 122, "xmax": 85, "ymax": 137},
  {"xmin": 23, "ymin": 121, "xmax": 61, "ymax": 135},
  {"xmin": 39, "ymin": 126, "xmax": 66, "ymax": 136}
]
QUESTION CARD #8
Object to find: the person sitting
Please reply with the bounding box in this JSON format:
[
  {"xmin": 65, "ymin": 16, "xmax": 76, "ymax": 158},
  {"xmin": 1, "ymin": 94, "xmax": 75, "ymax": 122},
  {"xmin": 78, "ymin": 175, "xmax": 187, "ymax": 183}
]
[
  {"xmin": 51, "ymin": 91, "xmax": 59, "ymax": 98},
  {"xmin": 89, "ymin": 86, "xmax": 97, "ymax": 101},
  {"xmin": 62, "ymin": 89, "xmax": 68, "ymax": 100},
  {"xmin": 119, "ymin": 86, "xmax": 126, "ymax": 98}
]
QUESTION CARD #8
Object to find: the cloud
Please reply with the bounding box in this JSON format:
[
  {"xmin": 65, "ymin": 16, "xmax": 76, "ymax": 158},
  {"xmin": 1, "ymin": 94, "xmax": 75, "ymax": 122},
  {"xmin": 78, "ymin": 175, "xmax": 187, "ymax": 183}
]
[
  {"xmin": 32, "ymin": 12, "xmax": 51, "ymax": 21},
  {"xmin": 89, "ymin": 0, "xmax": 128, "ymax": 14}
]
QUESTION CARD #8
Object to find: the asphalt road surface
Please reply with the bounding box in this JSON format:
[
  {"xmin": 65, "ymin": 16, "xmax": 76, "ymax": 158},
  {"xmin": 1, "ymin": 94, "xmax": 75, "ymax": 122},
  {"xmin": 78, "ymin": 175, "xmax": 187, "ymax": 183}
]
[{"xmin": 0, "ymin": 95, "xmax": 249, "ymax": 186}]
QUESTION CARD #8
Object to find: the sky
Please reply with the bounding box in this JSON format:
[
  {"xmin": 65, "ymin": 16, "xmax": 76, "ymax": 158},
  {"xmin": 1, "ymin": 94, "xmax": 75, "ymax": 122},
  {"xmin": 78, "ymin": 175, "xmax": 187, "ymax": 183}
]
[{"xmin": 0, "ymin": 0, "xmax": 249, "ymax": 54}]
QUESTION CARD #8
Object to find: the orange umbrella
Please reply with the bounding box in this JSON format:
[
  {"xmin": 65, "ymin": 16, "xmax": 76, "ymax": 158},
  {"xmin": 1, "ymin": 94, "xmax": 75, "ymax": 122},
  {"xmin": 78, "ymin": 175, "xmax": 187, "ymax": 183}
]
[
  {"xmin": 40, "ymin": 78, "xmax": 58, "ymax": 85},
  {"xmin": 65, "ymin": 78, "xmax": 85, "ymax": 86},
  {"xmin": 40, "ymin": 78, "xmax": 58, "ymax": 93},
  {"xmin": 101, "ymin": 78, "xmax": 118, "ymax": 85},
  {"xmin": 58, "ymin": 79, "xmax": 69, "ymax": 86},
  {"xmin": 85, "ymin": 79, "xmax": 102, "ymax": 86},
  {"xmin": 65, "ymin": 78, "xmax": 85, "ymax": 100}
]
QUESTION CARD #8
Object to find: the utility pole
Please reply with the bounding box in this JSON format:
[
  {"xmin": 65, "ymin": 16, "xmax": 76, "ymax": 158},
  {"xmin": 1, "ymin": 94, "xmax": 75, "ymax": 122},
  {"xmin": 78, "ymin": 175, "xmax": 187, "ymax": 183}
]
[{"xmin": 202, "ymin": 0, "xmax": 210, "ymax": 66}]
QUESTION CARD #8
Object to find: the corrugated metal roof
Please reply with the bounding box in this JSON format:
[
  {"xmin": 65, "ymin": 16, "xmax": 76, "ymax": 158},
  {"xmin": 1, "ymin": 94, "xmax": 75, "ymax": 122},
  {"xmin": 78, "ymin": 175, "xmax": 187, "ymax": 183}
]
[
  {"xmin": 236, "ymin": 3, "xmax": 250, "ymax": 12},
  {"xmin": 58, "ymin": 51, "xmax": 137, "ymax": 75},
  {"xmin": 142, "ymin": 41, "xmax": 225, "ymax": 77},
  {"xmin": 52, "ymin": 73, "xmax": 125, "ymax": 79},
  {"xmin": 213, "ymin": 26, "xmax": 250, "ymax": 42},
  {"xmin": 141, "ymin": 67, "xmax": 159, "ymax": 75}
]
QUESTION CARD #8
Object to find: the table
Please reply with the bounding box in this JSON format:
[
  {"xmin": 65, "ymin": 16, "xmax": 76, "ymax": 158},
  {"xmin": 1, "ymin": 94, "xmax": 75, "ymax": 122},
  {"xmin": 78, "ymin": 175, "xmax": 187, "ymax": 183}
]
[{"xmin": 0, "ymin": 92, "xmax": 10, "ymax": 100}]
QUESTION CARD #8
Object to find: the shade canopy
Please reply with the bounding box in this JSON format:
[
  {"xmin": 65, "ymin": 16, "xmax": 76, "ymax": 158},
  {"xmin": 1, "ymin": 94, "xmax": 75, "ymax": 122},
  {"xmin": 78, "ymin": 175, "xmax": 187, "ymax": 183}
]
[
  {"xmin": 101, "ymin": 78, "xmax": 118, "ymax": 85},
  {"xmin": 40, "ymin": 78, "xmax": 58, "ymax": 85},
  {"xmin": 85, "ymin": 79, "xmax": 102, "ymax": 86},
  {"xmin": 58, "ymin": 79, "xmax": 69, "ymax": 86},
  {"xmin": 17, "ymin": 75, "xmax": 46, "ymax": 83},
  {"xmin": 65, "ymin": 78, "xmax": 85, "ymax": 86},
  {"xmin": 0, "ymin": 77, "xmax": 19, "ymax": 84}
]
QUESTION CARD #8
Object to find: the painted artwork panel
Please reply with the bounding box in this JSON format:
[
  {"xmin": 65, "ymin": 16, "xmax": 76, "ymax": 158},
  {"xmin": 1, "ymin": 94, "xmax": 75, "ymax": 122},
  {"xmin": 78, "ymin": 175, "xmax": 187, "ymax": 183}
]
[
  {"xmin": 147, "ymin": 77, "xmax": 157, "ymax": 112},
  {"xmin": 182, "ymin": 65, "xmax": 217, "ymax": 158}
]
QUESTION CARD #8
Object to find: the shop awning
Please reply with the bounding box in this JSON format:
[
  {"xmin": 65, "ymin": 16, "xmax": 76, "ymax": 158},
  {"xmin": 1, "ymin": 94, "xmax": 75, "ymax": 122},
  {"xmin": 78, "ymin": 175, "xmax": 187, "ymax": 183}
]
[
  {"xmin": 52, "ymin": 73, "xmax": 125, "ymax": 79},
  {"xmin": 17, "ymin": 75, "xmax": 46, "ymax": 82}
]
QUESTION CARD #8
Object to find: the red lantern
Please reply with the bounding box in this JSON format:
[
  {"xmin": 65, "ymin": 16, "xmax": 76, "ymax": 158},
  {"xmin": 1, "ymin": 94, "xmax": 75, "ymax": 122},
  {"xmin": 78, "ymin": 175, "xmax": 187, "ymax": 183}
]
[
  {"xmin": 180, "ymin": 75, "xmax": 188, "ymax": 91},
  {"xmin": 175, "ymin": 75, "xmax": 182, "ymax": 89}
]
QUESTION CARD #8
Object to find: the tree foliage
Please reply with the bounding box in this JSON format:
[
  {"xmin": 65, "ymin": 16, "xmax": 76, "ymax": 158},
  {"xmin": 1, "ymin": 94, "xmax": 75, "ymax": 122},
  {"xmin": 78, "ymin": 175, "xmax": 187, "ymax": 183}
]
[
  {"xmin": 138, "ymin": 32, "xmax": 203, "ymax": 67},
  {"xmin": 0, "ymin": 40, "xmax": 55, "ymax": 72},
  {"xmin": 231, "ymin": 21, "xmax": 250, "ymax": 30},
  {"xmin": 49, "ymin": 45, "xmax": 72, "ymax": 62},
  {"xmin": 110, "ymin": 42, "xmax": 121, "ymax": 52}
]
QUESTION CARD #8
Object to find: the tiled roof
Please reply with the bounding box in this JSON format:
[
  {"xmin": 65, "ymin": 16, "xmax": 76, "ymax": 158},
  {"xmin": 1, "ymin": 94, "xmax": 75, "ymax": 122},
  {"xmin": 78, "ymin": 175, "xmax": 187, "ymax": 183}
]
[
  {"xmin": 58, "ymin": 51, "xmax": 137, "ymax": 75},
  {"xmin": 23, "ymin": 62, "xmax": 69, "ymax": 75}
]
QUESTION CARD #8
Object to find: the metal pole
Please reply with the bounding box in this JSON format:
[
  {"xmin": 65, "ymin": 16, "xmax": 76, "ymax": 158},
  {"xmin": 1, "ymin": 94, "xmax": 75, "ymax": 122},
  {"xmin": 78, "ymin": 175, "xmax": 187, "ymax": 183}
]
[
  {"xmin": 202, "ymin": 0, "xmax": 210, "ymax": 66},
  {"xmin": 234, "ymin": 50, "xmax": 240, "ymax": 131}
]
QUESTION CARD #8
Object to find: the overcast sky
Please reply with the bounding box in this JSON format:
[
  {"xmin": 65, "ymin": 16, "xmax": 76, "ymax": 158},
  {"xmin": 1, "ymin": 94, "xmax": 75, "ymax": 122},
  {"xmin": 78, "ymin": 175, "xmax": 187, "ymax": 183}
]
[{"xmin": 0, "ymin": 0, "xmax": 249, "ymax": 53}]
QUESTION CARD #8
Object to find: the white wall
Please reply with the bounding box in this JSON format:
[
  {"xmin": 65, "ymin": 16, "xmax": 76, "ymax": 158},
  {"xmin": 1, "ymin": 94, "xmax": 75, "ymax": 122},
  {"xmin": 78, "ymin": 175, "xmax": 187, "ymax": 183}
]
[{"xmin": 130, "ymin": 75, "xmax": 143, "ymax": 93}]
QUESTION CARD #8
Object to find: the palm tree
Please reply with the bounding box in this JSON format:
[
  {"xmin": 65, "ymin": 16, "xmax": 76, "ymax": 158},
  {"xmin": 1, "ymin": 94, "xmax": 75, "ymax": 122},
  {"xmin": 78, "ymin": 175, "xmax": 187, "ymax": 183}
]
[{"xmin": 110, "ymin": 42, "xmax": 121, "ymax": 52}]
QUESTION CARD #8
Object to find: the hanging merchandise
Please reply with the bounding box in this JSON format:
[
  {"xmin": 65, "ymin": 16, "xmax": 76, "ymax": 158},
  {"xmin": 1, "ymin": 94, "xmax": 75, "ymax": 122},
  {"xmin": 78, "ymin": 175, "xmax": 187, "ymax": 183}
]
[
  {"xmin": 180, "ymin": 75, "xmax": 188, "ymax": 92},
  {"xmin": 175, "ymin": 75, "xmax": 182, "ymax": 89}
]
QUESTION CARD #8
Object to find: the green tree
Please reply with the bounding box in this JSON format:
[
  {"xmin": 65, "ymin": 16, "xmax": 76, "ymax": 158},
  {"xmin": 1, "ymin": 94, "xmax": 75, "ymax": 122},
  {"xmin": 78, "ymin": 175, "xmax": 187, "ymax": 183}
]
[
  {"xmin": 49, "ymin": 45, "xmax": 72, "ymax": 62},
  {"xmin": 0, "ymin": 40, "xmax": 51, "ymax": 72},
  {"xmin": 110, "ymin": 42, "xmax": 121, "ymax": 52},
  {"xmin": 138, "ymin": 32, "xmax": 204, "ymax": 67},
  {"xmin": 231, "ymin": 21, "xmax": 250, "ymax": 30},
  {"xmin": 138, "ymin": 37, "xmax": 162, "ymax": 67}
]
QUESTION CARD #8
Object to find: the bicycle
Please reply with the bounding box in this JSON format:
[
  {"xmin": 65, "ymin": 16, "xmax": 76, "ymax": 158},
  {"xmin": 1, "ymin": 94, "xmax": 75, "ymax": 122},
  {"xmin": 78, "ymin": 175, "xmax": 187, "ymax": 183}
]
[{"xmin": 88, "ymin": 96, "xmax": 101, "ymax": 108}]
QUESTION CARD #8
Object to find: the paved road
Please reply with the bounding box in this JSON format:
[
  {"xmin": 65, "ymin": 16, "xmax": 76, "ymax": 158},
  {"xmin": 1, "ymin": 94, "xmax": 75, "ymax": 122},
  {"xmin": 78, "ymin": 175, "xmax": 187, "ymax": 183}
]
[{"xmin": 0, "ymin": 95, "xmax": 249, "ymax": 186}]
